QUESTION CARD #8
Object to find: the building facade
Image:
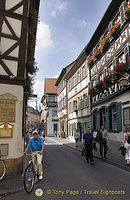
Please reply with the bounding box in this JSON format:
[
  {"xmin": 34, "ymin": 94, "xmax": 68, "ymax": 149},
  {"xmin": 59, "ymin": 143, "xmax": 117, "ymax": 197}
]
[
  {"xmin": 26, "ymin": 106, "xmax": 41, "ymax": 130},
  {"xmin": 56, "ymin": 61, "xmax": 76, "ymax": 138},
  {"xmin": 41, "ymin": 78, "xmax": 58, "ymax": 136},
  {"xmin": 66, "ymin": 52, "xmax": 90, "ymax": 141},
  {"xmin": 86, "ymin": 0, "xmax": 130, "ymax": 141},
  {"xmin": 0, "ymin": 0, "xmax": 40, "ymax": 175}
]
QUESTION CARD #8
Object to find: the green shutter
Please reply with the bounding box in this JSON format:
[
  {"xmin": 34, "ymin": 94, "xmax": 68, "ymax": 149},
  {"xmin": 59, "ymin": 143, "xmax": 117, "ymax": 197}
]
[
  {"xmin": 95, "ymin": 75, "xmax": 99, "ymax": 85},
  {"xmin": 88, "ymin": 82, "xmax": 91, "ymax": 90},
  {"xmin": 91, "ymin": 111, "xmax": 94, "ymax": 130},
  {"xmin": 112, "ymin": 57, "xmax": 119, "ymax": 69},
  {"xmin": 108, "ymin": 20, "xmax": 113, "ymax": 41},
  {"xmin": 105, "ymin": 107, "xmax": 109, "ymax": 131},
  {"xmin": 124, "ymin": 43, "xmax": 130, "ymax": 69},
  {"xmin": 119, "ymin": 2, "xmax": 126, "ymax": 25},
  {"xmin": 103, "ymin": 68, "xmax": 106, "ymax": 78},
  {"xmin": 116, "ymin": 102, "xmax": 122, "ymax": 132},
  {"xmin": 97, "ymin": 109, "xmax": 100, "ymax": 130}
]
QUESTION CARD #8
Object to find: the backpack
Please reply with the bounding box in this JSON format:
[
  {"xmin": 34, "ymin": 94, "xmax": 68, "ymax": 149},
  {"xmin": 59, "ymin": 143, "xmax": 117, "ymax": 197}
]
[
  {"xmin": 96, "ymin": 130, "xmax": 102, "ymax": 143},
  {"xmin": 127, "ymin": 135, "xmax": 130, "ymax": 144}
]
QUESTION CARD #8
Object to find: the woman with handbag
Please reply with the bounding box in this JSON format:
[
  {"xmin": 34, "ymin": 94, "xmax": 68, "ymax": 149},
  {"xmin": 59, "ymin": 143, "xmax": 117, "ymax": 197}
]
[{"xmin": 122, "ymin": 127, "xmax": 130, "ymax": 166}]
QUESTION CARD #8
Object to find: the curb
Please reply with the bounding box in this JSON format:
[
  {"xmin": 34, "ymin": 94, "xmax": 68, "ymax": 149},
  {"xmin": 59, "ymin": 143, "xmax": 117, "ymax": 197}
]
[
  {"xmin": 0, "ymin": 187, "xmax": 24, "ymax": 197},
  {"xmin": 63, "ymin": 143, "xmax": 130, "ymax": 172}
]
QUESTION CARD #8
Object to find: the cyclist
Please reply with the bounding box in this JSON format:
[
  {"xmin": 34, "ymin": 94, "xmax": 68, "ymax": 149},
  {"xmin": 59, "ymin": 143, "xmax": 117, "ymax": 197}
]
[{"xmin": 24, "ymin": 130, "xmax": 45, "ymax": 180}]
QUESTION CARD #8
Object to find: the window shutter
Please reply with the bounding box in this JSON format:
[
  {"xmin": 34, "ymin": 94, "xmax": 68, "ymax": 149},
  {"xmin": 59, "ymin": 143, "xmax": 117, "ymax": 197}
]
[
  {"xmin": 105, "ymin": 107, "xmax": 109, "ymax": 131},
  {"xmin": 91, "ymin": 111, "xmax": 94, "ymax": 130},
  {"xmin": 97, "ymin": 109, "xmax": 100, "ymax": 130},
  {"xmin": 72, "ymin": 123, "xmax": 73, "ymax": 136},
  {"xmin": 95, "ymin": 75, "xmax": 99, "ymax": 85},
  {"xmin": 103, "ymin": 68, "xmax": 106, "ymax": 78},
  {"xmin": 119, "ymin": 2, "xmax": 126, "ymax": 25},
  {"xmin": 88, "ymin": 81, "xmax": 92, "ymax": 90},
  {"xmin": 108, "ymin": 20, "xmax": 113, "ymax": 41},
  {"xmin": 112, "ymin": 57, "xmax": 119, "ymax": 69},
  {"xmin": 124, "ymin": 43, "xmax": 130, "ymax": 69},
  {"xmin": 116, "ymin": 102, "xmax": 122, "ymax": 132},
  {"xmin": 81, "ymin": 123, "xmax": 84, "ymax": 135}
]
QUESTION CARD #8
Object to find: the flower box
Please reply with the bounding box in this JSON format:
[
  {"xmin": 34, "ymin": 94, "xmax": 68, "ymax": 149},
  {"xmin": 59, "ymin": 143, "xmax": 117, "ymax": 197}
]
[
  {"xmin": 101, "ymin": 35, "xmax": 110, "ymax": 51},
  {"xmin": 124, "ymin": 4, "xmax": 130, "ymax": 20},
  {"xmin": 110, "ymin": 21, "xmax": 121, "ymax": 38}
]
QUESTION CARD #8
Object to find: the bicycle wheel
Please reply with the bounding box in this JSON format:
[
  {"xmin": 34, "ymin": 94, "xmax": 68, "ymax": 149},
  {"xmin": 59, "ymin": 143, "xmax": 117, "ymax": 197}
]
[
  {"xmin": 0, "ymin": 160, "xmax": 6, "ymax": 180},
  {"xmin": 24, "ymin": 165, "xmax": 35, "ymax": 193}
]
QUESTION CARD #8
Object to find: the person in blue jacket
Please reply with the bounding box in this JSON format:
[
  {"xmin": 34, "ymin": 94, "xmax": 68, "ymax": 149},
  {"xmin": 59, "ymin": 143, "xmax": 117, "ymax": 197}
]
[
  {"xmin": 24, "ymin": 130, "xmax": 45, "ymax": 180},
  {"xmin": 83, "ymin": 127, "xmax": 94, "ymax": 165}
]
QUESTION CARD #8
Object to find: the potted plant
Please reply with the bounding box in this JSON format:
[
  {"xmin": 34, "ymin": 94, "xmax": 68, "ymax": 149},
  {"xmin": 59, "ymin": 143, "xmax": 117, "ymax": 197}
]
[
  {"xmin": 103, "ymin": 74, "xmax": 111, "ymax": 85},
  {"xmin": 95, "ymin": 80, "xmax": 104, "ymax": 90},
  {"xmin": 88, "ymin": 86, "xmax": 96, "ymax": 95},
  {"xmin": 109, "ymin": 21, "xmax": 121, "ymax": 38},
  {"xmin": 101, "ymin": 34, "xmax": 110, "ymax": 51},
  {"xmin": 29, "ymin": 9, "xmax": 38, "ymax": 30},
  {"xmin": 87, "ymin": 56, "xmax": 94, "ymax": 67},
  {"xmin": 124, "ymin": 3, "xmax": 130, "ymax": 20},
  {"xmin": 114, "ymin": 62, "xmax": 127, "ymax": 74},
  {"xmin": 93, "ymin": 48, "xmax": 101, "ymax": 60}
]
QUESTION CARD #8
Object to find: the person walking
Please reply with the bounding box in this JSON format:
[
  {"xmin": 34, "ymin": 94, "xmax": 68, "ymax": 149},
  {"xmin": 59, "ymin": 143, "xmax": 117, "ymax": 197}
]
[
  {"xmin": 74, "ymin": 129, "xmax": 80, "ymax": 147},
  {"xmin": 83, "ymin": 127, "xmax": 94, "ymax": 165},
  {"xmin": 96, "ymin": 125, "xmax": 110, "ymax": 160},
  {"xmin": 24, "ymin": 130, "xmax": 45, "ymax": 180},
  {"xmin": 42, "ymin": 130, "xmax": 45, "ymax": 141},
  {"xmin": 122, "ymin": 127, "xmax": 130, "ymax": 166}
]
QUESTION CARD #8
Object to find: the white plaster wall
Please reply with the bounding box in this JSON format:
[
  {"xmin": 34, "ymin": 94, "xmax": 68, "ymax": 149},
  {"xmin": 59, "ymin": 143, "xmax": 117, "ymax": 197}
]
[
  {"xmin": 0, "ymin": 84, "xmax": 24, "ymax": 159},
  {"xmin": 6, "ymin": 0, "xmax": 22, "ymax": 10},
  {"xmin": 47, "ymin": 108, "xmax": 58, "ymax": 135}
]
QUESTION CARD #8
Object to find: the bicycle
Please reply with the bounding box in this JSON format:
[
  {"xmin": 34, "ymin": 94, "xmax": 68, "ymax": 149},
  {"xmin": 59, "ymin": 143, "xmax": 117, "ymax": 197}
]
[
  {"xmin": 24, "ymin": 153, "xmax": 40, "ymax": 193},
  {"xmin": 0, "ymin": 150, "xmax": 6, "ymax": 180}
]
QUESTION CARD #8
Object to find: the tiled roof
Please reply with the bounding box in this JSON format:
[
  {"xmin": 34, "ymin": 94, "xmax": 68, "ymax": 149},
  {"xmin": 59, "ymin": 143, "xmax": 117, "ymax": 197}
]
[{"xmin": 45, "ymin": 78, "xmax": 57, "ymax": 94}]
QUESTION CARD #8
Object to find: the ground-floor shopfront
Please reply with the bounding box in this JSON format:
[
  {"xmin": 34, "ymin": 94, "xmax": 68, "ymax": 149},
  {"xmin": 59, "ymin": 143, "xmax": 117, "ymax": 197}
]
[
  {"xmin": 91, "ymin": 85, "xmax": 130, "ymax": 141},
  {"xmin": 68, "ymin": 115, "xmax": 90, "ymax": 141}
]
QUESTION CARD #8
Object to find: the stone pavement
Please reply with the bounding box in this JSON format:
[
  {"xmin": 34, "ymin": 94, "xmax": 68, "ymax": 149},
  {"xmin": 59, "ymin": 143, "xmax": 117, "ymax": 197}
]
[
  {"xmin": 55, "ymin": 136, "xmax": 130, "ymax": 172},
  {"xmin": 0, "ymin": 136, "xmax": 129, "ymax": 196}
]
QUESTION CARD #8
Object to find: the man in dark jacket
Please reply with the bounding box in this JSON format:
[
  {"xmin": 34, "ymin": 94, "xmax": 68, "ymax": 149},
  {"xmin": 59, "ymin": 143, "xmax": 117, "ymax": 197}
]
[{"xmin": 83, "ymin": 127, "xmax": 94, "ymax": 165}]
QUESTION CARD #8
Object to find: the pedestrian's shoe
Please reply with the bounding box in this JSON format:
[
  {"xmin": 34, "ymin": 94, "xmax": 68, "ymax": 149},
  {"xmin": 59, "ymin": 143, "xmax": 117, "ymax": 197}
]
[
  {"xmin": 76, "ymin": 144, "xmax": 78, "ymax": 147},
  {"xmin": 90, "ymin": 161, "xmax": 94, "ymax": 165},
  {"xmin": 87, "ymin": 160, "xmax": 89, "ymax": 163},
  {"xmin": 100, "ymin": 157, "xmax": 104, "ymax": 161},
  {"xmin": 39, "ymin": 175, "xmax": 43, "ymax": 180}
]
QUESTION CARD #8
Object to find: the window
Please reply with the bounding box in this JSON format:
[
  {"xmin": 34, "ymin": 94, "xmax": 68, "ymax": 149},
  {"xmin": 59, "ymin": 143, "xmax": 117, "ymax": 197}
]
[
  {"xmin": 77, "ymin": 71, "xmax": 80, "ymax": 83},
  {"xmin": 107, "ymin": 64, "xmax": 114, "ymax": 72},
  {"xmin": 109, "ymin": 104, "xmax": 117, "ymax": 131},
  {"xmin": 99, "ymin": 73, "xmax": 104, "ymax": 81},
  {"xmin": 73, "ymin": 100, "xmax": 77, "ymax": 111},
  {"xmin": 53, "ymin": 124, "xmax": 58, "ymax": 133},
  {"xmin": 52, "ymin": 110, "xmax": 57, "ymax": 117},
  {"xmin": 118, "ymin": 51, "xmax": 125, "ymax": 63},
  {"xmin": 92, "ymin": 79, "xmax": 96, "ymax": 87},
  {"xmin": 82, "ymin": 65, "xmax": 86, "ymax": 79}
]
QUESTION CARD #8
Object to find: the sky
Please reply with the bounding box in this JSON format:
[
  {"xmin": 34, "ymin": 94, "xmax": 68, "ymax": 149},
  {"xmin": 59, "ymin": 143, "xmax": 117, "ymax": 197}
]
[{"xmin": 29, "ymin": 0, "xmax": 111, "ymax": 109}]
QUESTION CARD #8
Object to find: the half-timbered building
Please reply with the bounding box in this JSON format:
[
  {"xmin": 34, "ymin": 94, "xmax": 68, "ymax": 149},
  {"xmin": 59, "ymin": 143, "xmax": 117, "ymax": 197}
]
[
  {"xmin": 86, "ymin": 0, "xmax": 130, "ymax": 142},
  {"xmin": 0, "ymin": 0, "xmax": 40, "ymax": 175}
]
